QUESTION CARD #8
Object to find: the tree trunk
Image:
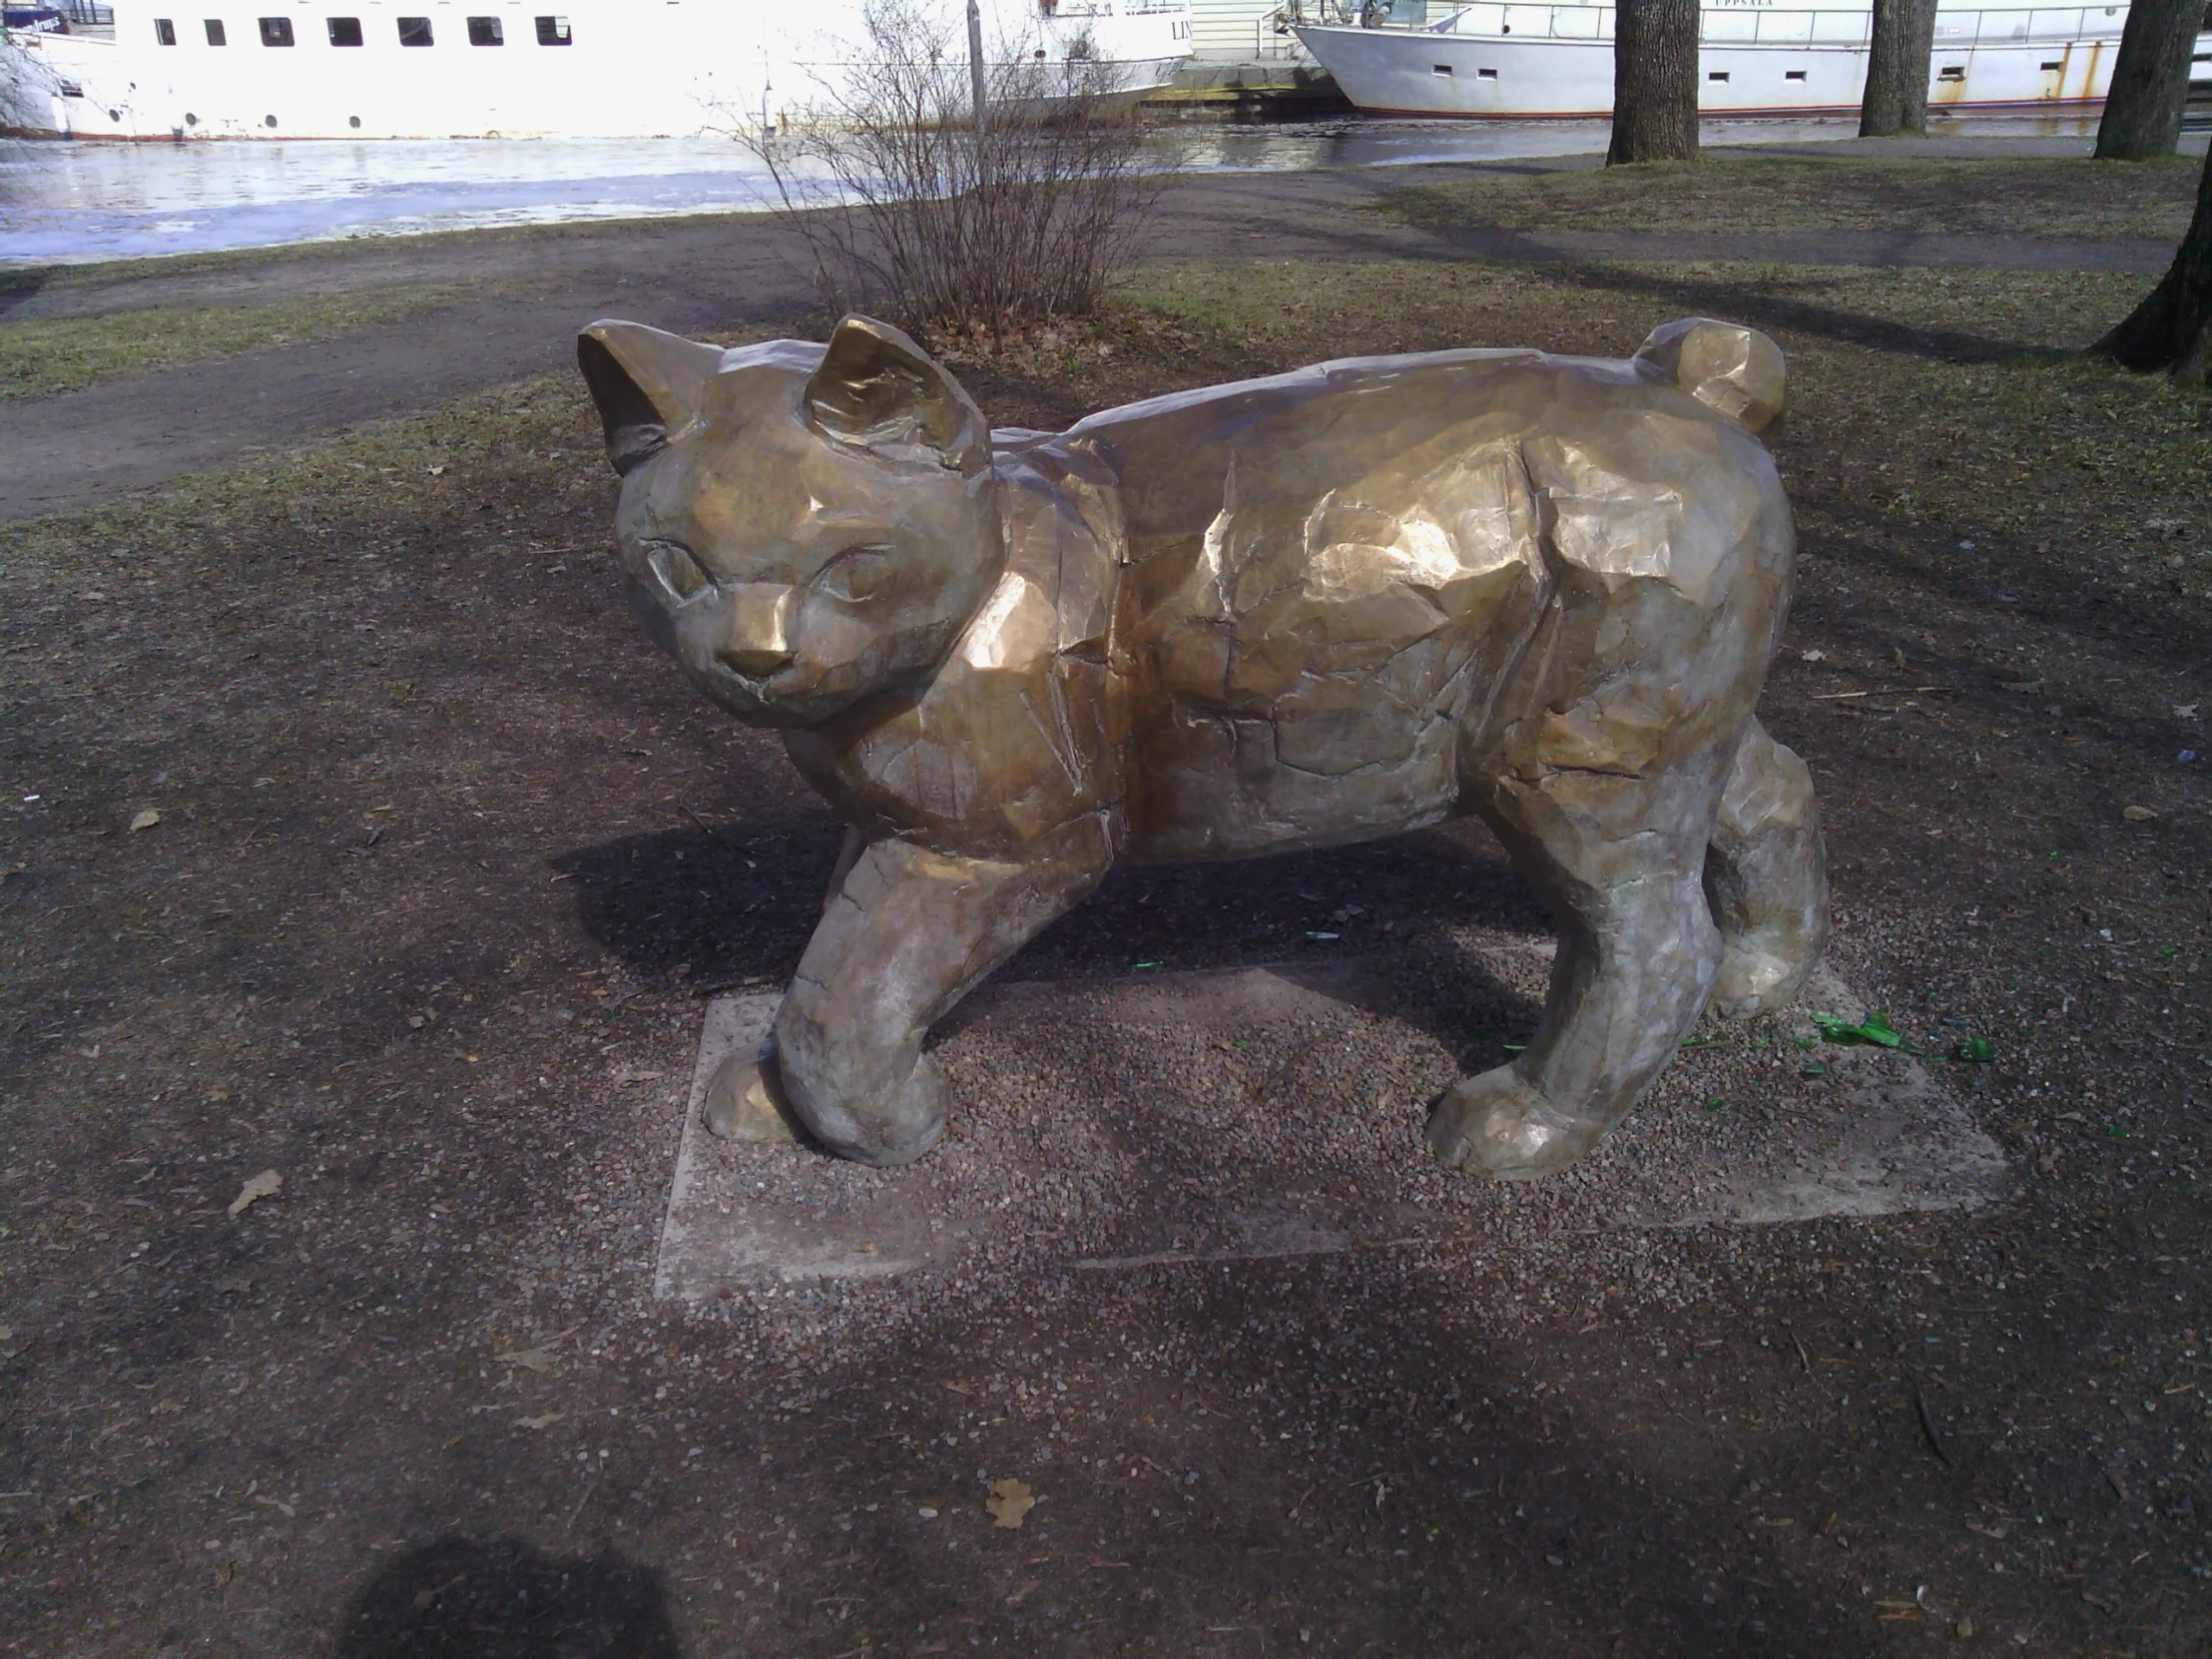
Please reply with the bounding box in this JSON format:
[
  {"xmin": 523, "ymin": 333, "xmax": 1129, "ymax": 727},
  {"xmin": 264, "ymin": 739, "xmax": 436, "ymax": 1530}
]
[
  {"xmin": 2096, "ymin": 140, "xmax": 2212, "ymax": 385},
  {"xmin": 1608, "ymin": 0, "xmax": 1700, "ymax": 166},
  {"xmin": 2092, "ymin": 0, "xmax": 2202, "ymax": 160},
  {"xmin": 1858, "ymin": 0, "xmax": 1938, "ymax": 137}
]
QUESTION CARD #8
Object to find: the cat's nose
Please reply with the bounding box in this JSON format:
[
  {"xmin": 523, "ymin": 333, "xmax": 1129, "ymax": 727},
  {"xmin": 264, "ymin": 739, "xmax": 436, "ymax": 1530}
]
[{"xmin": 719, "ymin": 583, "xmax": 796, "ymax": 679}]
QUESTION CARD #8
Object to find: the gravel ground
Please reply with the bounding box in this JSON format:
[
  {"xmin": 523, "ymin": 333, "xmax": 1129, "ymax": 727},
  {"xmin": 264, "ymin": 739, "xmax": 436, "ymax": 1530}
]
[{"xmin": 0, "ymin": 250, "xmax": 2207, "ymax": 1657}]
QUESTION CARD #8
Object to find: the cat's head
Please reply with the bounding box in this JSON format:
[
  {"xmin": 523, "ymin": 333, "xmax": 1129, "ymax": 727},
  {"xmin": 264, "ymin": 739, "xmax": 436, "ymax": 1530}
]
[{"xmin": 578, "ymin": 314, "xmax": 1001, "ymax": 728}]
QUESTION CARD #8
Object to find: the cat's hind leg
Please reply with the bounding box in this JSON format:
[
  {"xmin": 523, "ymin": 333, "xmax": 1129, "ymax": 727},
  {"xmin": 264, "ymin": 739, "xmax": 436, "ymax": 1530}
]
[
  {"xmin": 769, "ymin": 823, "xmax": 1111, "ymax": 1166},
  {"xmin": 1704, "ymin": 718, "xmax": 1829, "ymax": 1018},
  {"xmin": 1429, "ymin": 759, "xmax": 1726, "ymax": 1181}
]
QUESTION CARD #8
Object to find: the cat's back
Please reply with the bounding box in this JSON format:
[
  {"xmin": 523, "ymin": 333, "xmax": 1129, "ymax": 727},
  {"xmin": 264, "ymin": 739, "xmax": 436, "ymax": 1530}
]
[{"xmin": 1052, "ymin": 343, "xmax": 1791, "ymax": 861}]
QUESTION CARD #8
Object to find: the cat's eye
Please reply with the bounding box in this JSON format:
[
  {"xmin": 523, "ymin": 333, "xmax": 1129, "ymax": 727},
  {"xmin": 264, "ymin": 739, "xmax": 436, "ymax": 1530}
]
[
  {"xmin": 817, "ymin": 546, "xmax": 897, "ymax": 604},
  {"xmin": 645, "ymin": 542, "xmax": 711, "ymax": 605}
]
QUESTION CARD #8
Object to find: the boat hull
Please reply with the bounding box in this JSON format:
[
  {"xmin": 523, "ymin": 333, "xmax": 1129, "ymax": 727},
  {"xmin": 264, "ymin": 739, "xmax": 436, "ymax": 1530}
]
[
  {"xmin": 1297, "ymin": 7, "xmax": 2211, "ymax": 120},
  {"xmin": 4, "ymin": 0, "xmax": 1194, "ymax": 140}
]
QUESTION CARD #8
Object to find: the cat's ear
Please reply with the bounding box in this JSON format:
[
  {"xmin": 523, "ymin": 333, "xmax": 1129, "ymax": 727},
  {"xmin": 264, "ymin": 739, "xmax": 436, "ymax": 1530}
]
[
  {"xmin": 577, "ymin": 320, "xmax": 725, "ymax": 474},
  {"xmin": 802, "ymin": 315, "xmax": 990, "ymax": 474}
]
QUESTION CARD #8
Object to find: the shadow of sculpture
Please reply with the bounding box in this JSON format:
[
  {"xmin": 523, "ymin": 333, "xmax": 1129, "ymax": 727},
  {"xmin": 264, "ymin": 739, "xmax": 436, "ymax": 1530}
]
[
  {"xmin": 332, "ymin": 1535, "xmax": 685, "ymax": 1659},
  {"xmin": 555, "ymin": 814, "xmax": 1551, "ymax": 1038}
]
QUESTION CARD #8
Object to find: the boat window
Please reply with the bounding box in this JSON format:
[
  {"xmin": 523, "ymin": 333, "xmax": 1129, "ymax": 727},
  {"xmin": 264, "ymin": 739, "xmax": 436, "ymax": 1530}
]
[
  {"xmin": 58, "ymin": 78, "xmax": 84, "ymax": 97},
  {"xmin": 1785, "ymin": 68, "xmax": 1807, "ymax": 80},
  {"xmin": 204, "ymin": 18, "xmax": 226, "ymax": 44},
  {"xmin": 327, "ymin": 16, "xmax": 362, "ymax": 46},
  {"xmin": 259, "ymin": 15, "xmax": 294, "ymax": 45},
  {"xmin": 1476, "ymin": 65, "xmax": 1496, "ymax": 77},
  {"xmin": 1707, "ymin": 69, "xmax": 1729, "ymax": 80},
  {"xmin": 397, "ymin": 15, "xmax": 432, "ymax": 44},
  {"xmin": 535, "ymin": 14, "xmax": 570, "ymax": 44},
  {"xmin": 154, "ymin": 17, "xmax": 177, "ymax": 43},
  {"xmin": 1431, "ymin": 62, "xmax": 1452, "ymax": 75},
  {"xmin": 466, "ymin": 15, "xmax": 502, "ymax": 44},
  {"xmin": 2040, "ymin": 59, "xmax": 2062, "ymax": 70},
  {"xmin": 1937, "ymin": 64, "xmax": 1965, "ymax": 80}
]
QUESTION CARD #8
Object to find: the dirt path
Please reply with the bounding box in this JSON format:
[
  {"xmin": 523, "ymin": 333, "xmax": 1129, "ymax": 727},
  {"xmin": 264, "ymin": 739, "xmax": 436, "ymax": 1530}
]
[{"xmin": 0, "ymin": 149, "xmax": 2195, "ymax": 522}]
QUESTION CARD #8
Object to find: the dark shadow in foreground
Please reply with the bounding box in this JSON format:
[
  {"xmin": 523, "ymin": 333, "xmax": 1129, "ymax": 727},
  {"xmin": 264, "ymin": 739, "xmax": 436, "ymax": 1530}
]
[{"xmin": 333, "ymin": 1535, "xmax": 685, "ymax": 1659}]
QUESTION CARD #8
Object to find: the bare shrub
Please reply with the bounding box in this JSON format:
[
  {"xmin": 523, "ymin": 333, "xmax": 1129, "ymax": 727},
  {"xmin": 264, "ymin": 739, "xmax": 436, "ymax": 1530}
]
[{"xmin": 737, "ymin": 0, "xmax": 1176, "ymax": 344}]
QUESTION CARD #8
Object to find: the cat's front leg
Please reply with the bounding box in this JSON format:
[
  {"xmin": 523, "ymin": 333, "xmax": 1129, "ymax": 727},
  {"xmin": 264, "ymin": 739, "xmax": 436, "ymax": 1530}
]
[{"xmin": 769, "ymin": 822, "xmax": 1112, "ymax": 1166}]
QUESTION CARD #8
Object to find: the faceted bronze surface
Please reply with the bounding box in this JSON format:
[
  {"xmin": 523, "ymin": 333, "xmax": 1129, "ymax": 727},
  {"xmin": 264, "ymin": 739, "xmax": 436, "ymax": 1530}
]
[{"xmin": 579, "ymin": 312, "xmax": 1828, "ymax": 1178}]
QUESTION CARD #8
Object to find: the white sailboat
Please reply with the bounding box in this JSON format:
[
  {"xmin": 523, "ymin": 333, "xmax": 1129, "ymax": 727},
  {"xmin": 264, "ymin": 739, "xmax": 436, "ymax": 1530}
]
[
  {"xmin": 4, "ymin": 0, "xmax": 1195, "ymax": 139},
  {"xmin": 1296, "ymin": 0, "xmax": 2212, "ymax": 119}
]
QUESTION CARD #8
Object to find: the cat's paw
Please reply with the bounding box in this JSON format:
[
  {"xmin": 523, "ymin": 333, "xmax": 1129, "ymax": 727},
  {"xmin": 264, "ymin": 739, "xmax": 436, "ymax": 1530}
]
[
  {"xmin": 1709, "ymin": 937, "xmax": 1815, "ymax": 1020},
  {"xmin": 1426, "ymin": 1066, "xmax": 1600, "ymax": 1181},
  {"xmin": 781, "ymin": 1051, "xmax": 948, "ymax": 1168},
  {"xmin": 702, "ymin": 1039, "xmax": 799, "ymax": 1145}
]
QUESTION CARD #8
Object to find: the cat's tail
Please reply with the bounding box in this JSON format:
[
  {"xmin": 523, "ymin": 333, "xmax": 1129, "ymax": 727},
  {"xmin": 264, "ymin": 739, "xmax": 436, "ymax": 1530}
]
[{"xmin": 1633, "ymin": 317, "xmax": 1786, "ymax": 434}]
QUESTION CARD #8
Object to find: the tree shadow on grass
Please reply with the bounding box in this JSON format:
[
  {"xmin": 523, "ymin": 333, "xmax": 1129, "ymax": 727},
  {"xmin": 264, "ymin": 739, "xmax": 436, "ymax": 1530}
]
[
  {"xmin": 333, "ymin": 1535, "xmax": 685, "ymax": 1659},
  {"xmin": 1545, "ymin": 259, "xmax": 2065, "ymax": 364}
]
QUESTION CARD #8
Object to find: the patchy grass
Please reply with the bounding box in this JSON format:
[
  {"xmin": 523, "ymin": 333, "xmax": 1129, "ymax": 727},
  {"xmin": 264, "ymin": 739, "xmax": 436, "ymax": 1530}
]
[
  {"xmin": 4, "ymin": 253, "xmax": 2210, "ymax": 1659},
  {"xmin": 0, "ymin": 287, "xmax": 453, "ymax": 400},
  {"xmin": 1380, "ymin": 155, "xmax": 2206, "ymax": 243}
]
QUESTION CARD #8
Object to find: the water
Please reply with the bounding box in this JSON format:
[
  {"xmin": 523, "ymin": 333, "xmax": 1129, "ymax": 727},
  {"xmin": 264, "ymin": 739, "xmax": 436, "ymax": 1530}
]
[{"xmin": 0, "ymin": 109, "xmax": 2118, "ymax": 266}]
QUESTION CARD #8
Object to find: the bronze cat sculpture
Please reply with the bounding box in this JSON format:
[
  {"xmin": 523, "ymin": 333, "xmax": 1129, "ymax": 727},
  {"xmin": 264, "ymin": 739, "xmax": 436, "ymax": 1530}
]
[{"xmin": 578, "ymin": 312, "xmax": 1828, "ymax": 1178}]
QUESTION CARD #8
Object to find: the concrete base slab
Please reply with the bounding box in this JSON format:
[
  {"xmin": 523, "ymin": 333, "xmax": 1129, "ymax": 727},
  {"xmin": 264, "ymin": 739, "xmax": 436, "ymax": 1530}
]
[{"xmin": 654, "ymin": 948, "xmax": 2006, "ymax": 1302}]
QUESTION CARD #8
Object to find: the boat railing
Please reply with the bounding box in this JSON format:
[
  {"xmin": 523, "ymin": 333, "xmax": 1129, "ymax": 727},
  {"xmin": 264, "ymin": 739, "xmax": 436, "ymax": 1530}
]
[{"xmin": 1399, "ymin": 1, "xmax": 2133, "ymax": 45}]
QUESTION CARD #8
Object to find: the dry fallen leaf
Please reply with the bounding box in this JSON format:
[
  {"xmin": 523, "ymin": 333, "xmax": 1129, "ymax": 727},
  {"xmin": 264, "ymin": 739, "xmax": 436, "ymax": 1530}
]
[
  {"xmin": 129, "ymin": 809, "xmax": 162, "ymax": 832},
  {"xmin": 496, "ymin": 1325, "xmax": 580, "ymax": 1374},
  {"xmin": 1799, "ymin": 649, "xmax": 1826, "ymax": 663},
  {"xmin": 2122, "ymin": 805, "xmax": 2159, "ymax": 822},
  {"xmin": 2175, "ymin": 704, "xmax": 2199, "ymax": 720},
  {"xmin": 516, "ymin": 1412, "xmax": 566, "ymax": 1430},
  {"xmin": 227, "ymin": 1170, "xmax": 281, "ymax": 1216},
  {"xmin": 985, "ymin": 1477, "xmax": 1036, "ymax": 1530}
]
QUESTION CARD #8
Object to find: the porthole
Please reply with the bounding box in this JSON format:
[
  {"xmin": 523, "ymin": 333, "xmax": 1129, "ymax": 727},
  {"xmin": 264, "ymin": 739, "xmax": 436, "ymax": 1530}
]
[
  {"xmin": 185, "ymin": 111, "xmax": 199, "ymax": 125},
  {"xmin": 109, "ymin": 108, "xmax": 122, "ymax": 120},
  {"xmin": 348, "ymin": 114, "xmax": 361, "ymax": 128},
  {"xmin": 264, "ymin": 113, "xmax": 277, "ymax": 126}
]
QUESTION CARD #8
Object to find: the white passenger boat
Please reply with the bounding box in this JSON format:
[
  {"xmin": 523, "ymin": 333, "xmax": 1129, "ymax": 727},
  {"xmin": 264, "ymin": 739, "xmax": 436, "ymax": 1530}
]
[
  {"xmin": 1296, "ymin": 0, "xmax": 2212, "ymax": 119},
  {"xmin": 3, "ymin": 0, "xmax": 1195, "ymax": 139}
]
